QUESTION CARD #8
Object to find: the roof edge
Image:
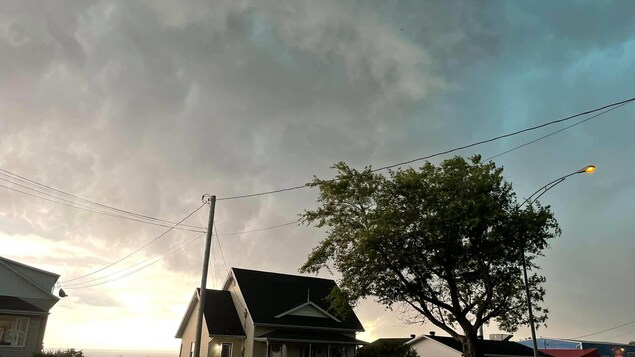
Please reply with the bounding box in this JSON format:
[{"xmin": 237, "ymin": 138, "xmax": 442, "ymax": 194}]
[
  {"xmin": 0, "ymin": 259, "xmax": 59, "ymax": 301},
  {"xmin": 274, "ymin": 301, "xmax": 341, "ymax": 323},
  {"xmin": 175, "ymin": 291, "xmax": 199, "ymax": 338},
  {"xmin": 0, "ymin": 256, "xmax": 60, "ymax": 278}
]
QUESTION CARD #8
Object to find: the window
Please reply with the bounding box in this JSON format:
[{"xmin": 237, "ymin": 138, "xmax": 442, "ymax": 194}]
[
  {"xmin": 221, "ymin": 343, "xmax": 232, "ymax": 357},
  {"xmin": 189, "ymin": 342, "xmax": 195, "ymax": 357},
  {"xmin": 270, "ymin": 344, "xmax": 287, "ymax": 357},
  {"xmin": 0, "ymin": 315, "xmax": 29, "ymax": 347}
]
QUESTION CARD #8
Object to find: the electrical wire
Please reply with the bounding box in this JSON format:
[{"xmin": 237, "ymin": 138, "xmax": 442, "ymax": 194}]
[
  {"xmin": 484, "ymin": 101, "xmax": 629, "ymax": 162},
  {"xmin": 0, "ymin": 168, "xmax": 203, "ymax": 229},
  {"xmin": 214, "ymin": 223, "xmax": 229, "ymax": 276},
  {"xmin": 60, "ymin": 202, "xmax": 207, "ymax": 283},
  {"xmin": 63, "ymin": 232, "xmax": 206, "ymax": 289},
  {"xmin": 601, "ymin": 329, "xmax": 635, "ymax": 341},
  {"xmin": 62, "ymin": 232, "xmax": 206, "ymax": 288},
  {"xmin": 215, "ymin": 96, "xmax": 635, "ymax": 201},
  {"xmin": 0, "ymin": 179, "xmax": 205, "ymax": 233},
  {"xmin": 219, "ymin": 220, "xmax": 299, "ymax": 236},
  {"xmin": 60, "ymin": 218, "xmax": 298, "ymax": 288},
  {"xmin": 570, "ymin": 320, "xmax": 635, "ymax": 340}
]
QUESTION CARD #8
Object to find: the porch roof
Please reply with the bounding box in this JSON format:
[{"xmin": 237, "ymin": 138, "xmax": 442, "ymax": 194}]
[{"xmin": 254, "ymin": 330, "xmax": 367, "ymax": 345}]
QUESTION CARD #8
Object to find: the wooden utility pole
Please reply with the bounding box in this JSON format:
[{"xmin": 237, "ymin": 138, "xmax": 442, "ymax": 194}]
[{"xmin": 194, "ymin": 194, "xmax": 216, "ymax": 357}]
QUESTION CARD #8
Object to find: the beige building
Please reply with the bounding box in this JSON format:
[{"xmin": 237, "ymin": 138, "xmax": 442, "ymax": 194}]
[
  {"xmin": 176, "ymin": 268, "xmax": 366, "ymax": 357},
  {"xmin": 406, "ymin": 334, "xmax": 546, "ymax": 357},
  {"xmin": 0, "ymin": 256, "xmax": 60, "ymax": 357}
]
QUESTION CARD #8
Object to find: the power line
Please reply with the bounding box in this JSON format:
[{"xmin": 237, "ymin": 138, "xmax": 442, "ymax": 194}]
[
  {"xmin": 0, "ymin": 169, "xmax": 204, "ymax": 229},
  {"xmin": 0, "ymin": 178, "xmax": 206, "ymax": 233},
  {"xmin": 62, "ymin": 232, "xmax": 206, "ymax": 288},
  {"xmin": 63, "ymin": 232, "xmax": 206, "ymax": 289},
  {"xmin": 484, "ymin": 101, "xmax": 629, "ymax": 162},
  {"xmin": 215, "ymin": 96, "xmax": 635, "ymax": 201},
  {"xmin": 372, "ymin": 96, "xmax": 634, "ymax": 171},
  {"xmin": 60, "ymin": 202, "xmax": 206, "ymax": 283},
  {"xmin": 214, "ymin": 223, "xmax": 229, "ymax": 276},
  {"xmin": 60, "ymin": 218, "xmax": 298, "ymax": 287},
  {"xmin": 217, "ymin": 185, "xmax": 306, "ymax": 201},
  {"xmin": 220, "ymin": 220, "xmax": 299, "ymax": 236},
  {"xmin": 570, "ymin": 320, "xmax": 635, "ymax": 340},
  {"xmin": 602, "ymin": 329, "xmax": 635, "ymax": 341}
]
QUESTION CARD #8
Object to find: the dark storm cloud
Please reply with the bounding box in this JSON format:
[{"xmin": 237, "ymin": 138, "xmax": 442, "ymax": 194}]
[{"xmin": 1, "ymin": 0, "xmax": 635, "ymax": 346}]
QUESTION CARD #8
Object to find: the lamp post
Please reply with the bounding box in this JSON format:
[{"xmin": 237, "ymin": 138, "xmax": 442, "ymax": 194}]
[{"xmin": 520, "ymin": 165, "xmax": 595, "ymax": 357}]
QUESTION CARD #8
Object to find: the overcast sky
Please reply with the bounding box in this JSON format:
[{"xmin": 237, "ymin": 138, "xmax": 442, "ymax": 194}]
[{"xmin": 2, "ymin": 0, "xmax": 635, "ymax": 352}]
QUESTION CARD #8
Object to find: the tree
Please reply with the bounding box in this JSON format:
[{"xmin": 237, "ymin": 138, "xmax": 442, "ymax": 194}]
[{"xmin": 300, "ymin": 156, "xmax": 560, "ymax": 357}]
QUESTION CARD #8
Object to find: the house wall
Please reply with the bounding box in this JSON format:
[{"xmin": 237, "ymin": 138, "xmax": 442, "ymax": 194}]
[
  {"xmin": 0, "ymin": 267, "xmax": 49, "ymax": 300},
  {"xmin": 0, "ymin": 265, "xmax": 58, "ymax": 312},
  {"xmin": 408, "ymin": 338, "xmax": 461, "ymax": 357},
  {"xmin": 179, "ymin": 299, "xmax": 212, "ymax": 357},
  {"xmin": 0, "ymin": 315, "xmax": 42, "ymax": 357},
  {"xmin": 207, "ymin": 337, "xmax": 243, "ymax": 357},
  {"xmin": 1, "ymin": 260, "xmax": 58, "ymax": 293},
  {"xmin": 226, "ymin": 279, "xmax": 251, "ymax": 357}
]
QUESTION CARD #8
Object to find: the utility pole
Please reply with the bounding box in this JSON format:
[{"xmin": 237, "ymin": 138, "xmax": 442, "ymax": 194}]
[{"xmin": 194, "ymin": 194, "xmax": 216, "ymax": 357}]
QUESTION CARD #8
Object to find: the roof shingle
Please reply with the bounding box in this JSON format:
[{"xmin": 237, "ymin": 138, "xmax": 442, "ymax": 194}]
[{"xmin": 232, "ymin": 268, "xmax": 364, "ymax": 331}]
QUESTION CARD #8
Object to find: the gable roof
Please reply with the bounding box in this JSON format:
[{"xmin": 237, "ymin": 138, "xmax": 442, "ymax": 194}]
[
  {"xmin": 366, "ymin": 337, "xmax": 414, "ymax": 348},
  {"xmin": 175, "ymin": 289, "xmax": 245, "ymax": 338},
  {"xmin": 202, "ymin": 290, "xmax": 245, "ymax": 337},
  {"xmin": 230, "ymin": 267, "xmax": 364, "ymax": 331},
  {"xmin": 0, "ymin": 256, "xmax": 59, "ymax": 304},
  {"xmin": 410, "ymin": 335, "xmax": 550, "ymax": 356}
]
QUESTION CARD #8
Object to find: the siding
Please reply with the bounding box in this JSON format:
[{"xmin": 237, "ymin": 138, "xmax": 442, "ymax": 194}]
[
  {"xmin": 226, "ymin": 281, "xmax": 250, "ymax": 357},
  {"xmin": 179, "ymin": 300, "xmax": 211, "ymax": 357},
  {"xmin": 0, "ymin": 316, "xmax": 42, "ymax": 357},
  {"xmin": 409, "ymin": 338, "xmax": 461, "ymax": 357}
]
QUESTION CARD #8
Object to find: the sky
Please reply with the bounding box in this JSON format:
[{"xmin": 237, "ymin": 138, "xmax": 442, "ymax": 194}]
[{"xmin": 1, "ymin": 0, "xmax": 635, "ymax": 352}]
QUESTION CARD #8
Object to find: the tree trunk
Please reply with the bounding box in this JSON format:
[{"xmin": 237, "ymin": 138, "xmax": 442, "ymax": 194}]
[{"xmin": 460, "ymin": 331, "xmax": 484, "ymax": 357}]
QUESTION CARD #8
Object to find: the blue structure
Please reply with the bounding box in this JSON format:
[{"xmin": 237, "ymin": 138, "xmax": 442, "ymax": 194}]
[{"xmin": 518, "ymin": 338, "xmax": 635, "ymax": 357}]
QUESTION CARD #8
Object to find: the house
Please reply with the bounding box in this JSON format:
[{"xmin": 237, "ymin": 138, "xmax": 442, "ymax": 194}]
[
  {"xmin": 0, "ymin": 256, "xmax": 60, "ymax": 357},
  {"xmin": 540, "ymin": 349, "xmax": 599, "ymax": 357},
  {"xmin": 176, "ymin": 267, "xmax": 366, "ymax": 357},
  {"xmin": 520, "ymin": 338, "xmax": 634, "ymax": 357},
  {"xmin": 407, "ymin": 334, "xmax": 551, "ymax": 357},
  {"xmin": 357, "ymin": 337, "xmax": 415, "ymax": 356}
]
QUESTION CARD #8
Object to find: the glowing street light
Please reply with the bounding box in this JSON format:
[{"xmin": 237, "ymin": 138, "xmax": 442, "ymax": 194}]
[{"xmin": 521, "ymin": 164, "xmax": 595, "ymax": 357}]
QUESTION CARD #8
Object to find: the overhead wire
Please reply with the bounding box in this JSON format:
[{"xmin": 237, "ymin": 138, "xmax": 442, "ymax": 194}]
[
  {"xmin": 215, "ymin": 96, "xmax": 635, "ymax": 201},
  {"xmin": 569, "ymin": 320, "xmax": 635, "ymax": 340},
  {"xmin": 214, "ymin": 223, "xmax": 229, "ymax": 276},
  {"xmin": 63, "ymin": 232, "xmax": 206, "ymax": 289},
  {"xmin": 0, "ymin": 178, "xmax": 205, "ymax": 233},
  {"xmin": 60, "ymin": 218, "xmax": 299, "ymax": 289},
  {"xmin": 0, "ymin": 168, "xmax": 203, "ymax": 229},
  {"xmin": 60, "ymin": 201, "xmax": 207, "ymax": 283},
  {"xmin": 484, "ymin": 101, "xmax": 630, "ymax": 162},
  {"xmin": 62, "ymin": 232, "xmax": 206, "ymax": 288}
]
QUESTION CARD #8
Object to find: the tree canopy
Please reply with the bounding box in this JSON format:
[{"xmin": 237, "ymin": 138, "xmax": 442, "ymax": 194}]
[{"xmin": 300, "ymin": 156, "xmax": 560, "ymax": 357}]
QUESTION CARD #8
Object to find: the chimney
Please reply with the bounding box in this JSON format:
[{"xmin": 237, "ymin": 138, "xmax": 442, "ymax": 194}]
[{"xmin": 429, "ymin": 331, "xmax": 435, "ymax": 336}]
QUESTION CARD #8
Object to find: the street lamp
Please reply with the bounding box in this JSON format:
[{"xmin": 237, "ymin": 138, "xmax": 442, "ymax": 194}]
[{"xmin": 520, "ymin": 164, "xmax": 595, "ymax": 357}]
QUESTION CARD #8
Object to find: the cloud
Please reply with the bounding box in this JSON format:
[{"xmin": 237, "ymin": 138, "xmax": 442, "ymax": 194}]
[{"xmin": 2, "ymin": 0, "xmax": 635, "ymax": 350}]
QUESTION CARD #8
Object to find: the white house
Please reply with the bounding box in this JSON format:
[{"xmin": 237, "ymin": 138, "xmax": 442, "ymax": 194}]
[
  {"xmin": 406, "ymin": 334, "xmax": 549, "ymax": 357},
  {"xmin": 0, "ymin": 256, "xmax": 60, "ymax": 357},
  {"xmin": 176, "ymin": 267, "xmax": 366, "ymax": 357}
]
